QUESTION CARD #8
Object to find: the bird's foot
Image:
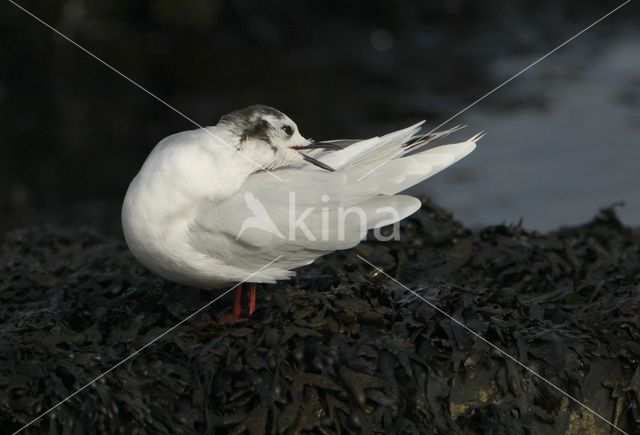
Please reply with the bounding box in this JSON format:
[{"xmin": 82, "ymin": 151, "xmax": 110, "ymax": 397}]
[
  {"xmin": 217, "ymin": 311, "xmax": 242, "ymax": 323},
  {"xmin": 203, "ymin": 283, "xmax": 259, "ymax": 324}
]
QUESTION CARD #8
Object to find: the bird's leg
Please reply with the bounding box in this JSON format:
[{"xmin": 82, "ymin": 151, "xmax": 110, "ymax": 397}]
[
  {"xmin": 248, "ymin": 283, "xmax": 257, "ymax": 315},
  {"xmin": 219, "ymin": 283, "xmax": 243, "ymax": 322},
  {"xmin": 232, "ymin": 284, "xmax": 243, "ymax": 317}
]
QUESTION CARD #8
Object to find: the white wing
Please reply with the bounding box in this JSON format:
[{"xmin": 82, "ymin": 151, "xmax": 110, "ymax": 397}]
[
  {"xmin": 237, "ymin": 191, "xmax": 285, "ymax": 239},
  {"xmin": 191, "ymin": 123, "xmax": 479, "ymax": 278}
]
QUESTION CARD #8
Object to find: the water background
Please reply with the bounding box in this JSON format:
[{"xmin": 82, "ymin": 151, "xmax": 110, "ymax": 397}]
[{"xmin": 1, "ymin": 1, "xmax": 638, "ymax": 234}]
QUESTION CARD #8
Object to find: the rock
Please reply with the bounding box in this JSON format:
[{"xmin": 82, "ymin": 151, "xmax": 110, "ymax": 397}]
[{"xmin": 1, "ymin": 201, "xmax": 638, "ymax": 434}]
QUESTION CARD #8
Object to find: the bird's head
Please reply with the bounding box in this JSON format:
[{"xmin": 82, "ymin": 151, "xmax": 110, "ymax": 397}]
[{"xmin": 219, "ymin": 105, "xmax": 337, "ymax": 172}]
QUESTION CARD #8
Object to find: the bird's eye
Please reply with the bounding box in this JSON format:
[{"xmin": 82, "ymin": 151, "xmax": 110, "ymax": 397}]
[{"xmin": 281, "ymin": 125, "xmax": 293, "ymax": 136}]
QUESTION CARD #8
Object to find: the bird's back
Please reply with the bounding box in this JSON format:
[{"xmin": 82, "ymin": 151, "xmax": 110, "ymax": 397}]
[{"xmin": 190, "ymin": 123, "xmax": 479, "ymax": 281}]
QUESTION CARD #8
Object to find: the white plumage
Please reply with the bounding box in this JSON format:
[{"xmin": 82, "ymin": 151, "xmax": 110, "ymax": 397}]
[{"xmin": 122, "ymin": 105, "xmax": 479, "ymax": 289}]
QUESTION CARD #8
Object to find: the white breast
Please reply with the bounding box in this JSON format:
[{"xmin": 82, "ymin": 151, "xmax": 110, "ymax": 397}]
[{"xmin": 121, "ymin": 128, "xmax": 256, "ymax": 287}]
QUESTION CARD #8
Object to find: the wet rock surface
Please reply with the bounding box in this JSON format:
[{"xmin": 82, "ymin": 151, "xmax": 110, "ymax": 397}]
[{"xmin": 1, "ymin": 200, "xmax": 639, "ymax": 434}]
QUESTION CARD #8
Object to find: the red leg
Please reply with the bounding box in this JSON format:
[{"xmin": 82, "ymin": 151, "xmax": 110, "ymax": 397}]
[
  {"xmin": 219, "ymin": 284, "xmax": 243, "ymax": 322},
  {"xmin": 248, "ymin": 283, "xmax": 257, "ymax": 315}
]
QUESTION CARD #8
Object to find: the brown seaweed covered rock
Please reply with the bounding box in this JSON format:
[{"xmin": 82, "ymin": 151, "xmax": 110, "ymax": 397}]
[{"xmin": 1, "ymin": 200, "xmax": 639, "ymax": 434}]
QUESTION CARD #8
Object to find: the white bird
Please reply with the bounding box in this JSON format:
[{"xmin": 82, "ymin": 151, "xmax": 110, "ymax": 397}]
[{"xmin": 122, "ymin": 105, "xmax": 480, "ymax": 320}]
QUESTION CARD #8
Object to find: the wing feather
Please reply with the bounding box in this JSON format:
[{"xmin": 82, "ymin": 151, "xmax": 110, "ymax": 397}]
[{"xmin": 191, "ymin": 123, "xmax": 479, "ymax": 276}]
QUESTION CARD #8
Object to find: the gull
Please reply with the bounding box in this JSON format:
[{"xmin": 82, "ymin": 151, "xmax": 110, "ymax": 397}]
[{"xmin": 122, "ymin": 105, "xmax": 480, "ymax": 320}]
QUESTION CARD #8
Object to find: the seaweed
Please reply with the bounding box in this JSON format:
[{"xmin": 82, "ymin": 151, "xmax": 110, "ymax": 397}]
[{"xmin": 0, "ymin": 200, "xmax": 638, "ymax": 434}]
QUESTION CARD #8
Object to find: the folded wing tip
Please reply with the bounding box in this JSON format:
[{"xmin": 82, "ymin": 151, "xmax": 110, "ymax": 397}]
[{"xmin": 468, "ymin": 131, "xmax": 486, "ymax": 143}]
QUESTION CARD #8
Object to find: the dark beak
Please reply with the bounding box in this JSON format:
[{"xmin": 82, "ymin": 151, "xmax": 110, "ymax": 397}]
[
  {"xmin": 290, "ymin": 140, "xmax": 340, "ymax": 171},
  {"xmin": 291, "ymin": 141, "xmax": 342, "ymax": 151},
  {"xmin": 300, "ymin": 153, "xmax": 335, "ymax": 171}
]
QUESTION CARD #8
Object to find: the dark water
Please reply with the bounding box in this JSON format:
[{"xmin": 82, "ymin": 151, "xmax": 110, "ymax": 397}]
[
  {"xmin": 1, "ymin": 0, "xmax": 638, "ymax": 234},
  {"xmin": 422, "ymin": 29, "xmax": 640, "ymax": 230}
]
